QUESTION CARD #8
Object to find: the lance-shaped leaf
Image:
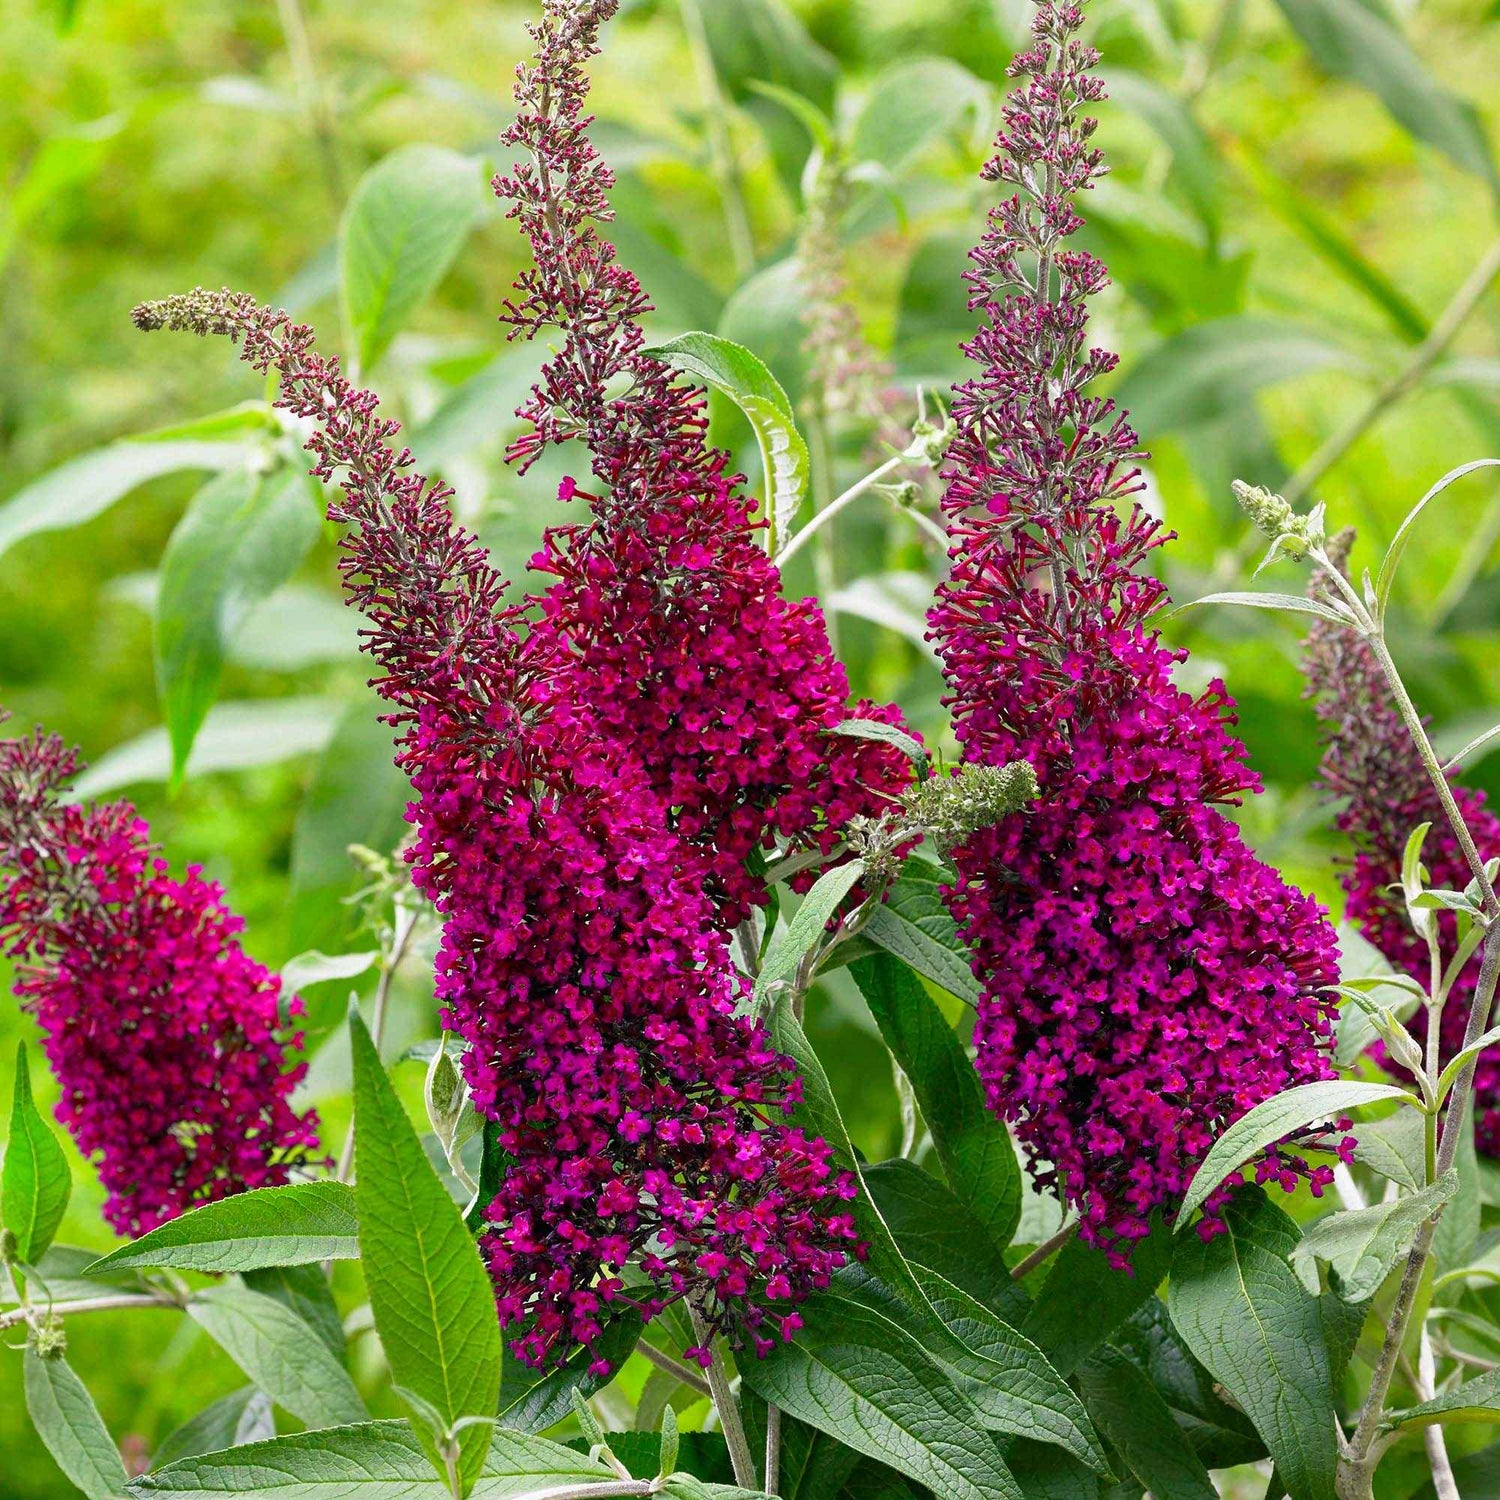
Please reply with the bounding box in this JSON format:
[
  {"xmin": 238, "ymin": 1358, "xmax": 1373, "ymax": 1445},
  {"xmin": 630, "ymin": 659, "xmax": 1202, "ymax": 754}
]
[
  {"xmin": 350, "ymin": 1009, "xmax": 501, "ymax": 1494},
  {"xmin": 25, "ymin": 1348, "xmax": 130, "ymax": 1500},
  {"xmin": 1376, "ymin": 459, "xmax": 1500, "ymax": 614},
  {"xmin": 189, "ymin": 1286, "xmax": 366, "ymax": 1432},
  {"xmin": 1386, "ymin": 1367, "xmax": 1500, "ymax": 1433},
  {"xmin": 861, "ymin": 859, "xmax": 981, "ymax": 1006},
  {"xmin": 3, "ymin": 1042, "xmax": 71, "ymax": 1265},
  {"xmin": 648, "ymin": 332, "xmax": 811, "ymax": 551},
  {"xmin": 127, "ymin": 1421, "xmax": 621, "ymax": 1497},
  {"xmin": 1177, "ymin": 1080, "xmax": 1417, "ymax": 1225},
  {"xmin": 86, "ymin": 1182, "xmax": 358, "ymax": 1275},
  {"xmin": 851, "ymin": 954, "xmax": 1020, "ymax": 1248},
  {"xmin": 151, "ymin": 1387, "xmax": 275, "ymax": 1469},
  {"xmin": 755, "ymin": 860, "xmax": 865, "ymax": 1003},
  {"xmin": 830, "ymin": 719, "xmax": 930, "ymax": 778},
  {"xmin": 1169, "ymin": 1190, "xmax": 1339, "ymax": 1500},
  {"xmin": 1291, "ymin": 1169, "xmax": 1458, "ymax": 1301}
]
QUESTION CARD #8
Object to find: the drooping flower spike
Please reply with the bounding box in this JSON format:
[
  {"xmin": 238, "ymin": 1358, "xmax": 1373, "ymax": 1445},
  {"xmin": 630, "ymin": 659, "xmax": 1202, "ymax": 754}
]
[
  {"xmin": 1303, "ymin": 532, "xmax": 1500, "ymax": 1154},
  {"xmin": 132, "ymin": 291, "xmax": 862, "ymax": 1372},
  {"xmin": 496, "ymin": 0, "xmax": 912, "ymax": 928},
  {"xmin": 928, "ymin": 0, "xmax": 1344, "ymax": 1257},
  {"xmin": 0, "ymin": 717, "xmax": 319, "ymax": 1238}
]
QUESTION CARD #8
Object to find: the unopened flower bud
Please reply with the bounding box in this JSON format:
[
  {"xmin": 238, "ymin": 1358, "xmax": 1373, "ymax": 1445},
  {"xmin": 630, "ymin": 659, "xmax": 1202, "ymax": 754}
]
[
  {"xmin": 902, "ymin": 760, "xmax": 1040, "ymax": 855},
  {"xmin": 1232, "ymin": 480, "xmax": 1326, "ymax": 561}
]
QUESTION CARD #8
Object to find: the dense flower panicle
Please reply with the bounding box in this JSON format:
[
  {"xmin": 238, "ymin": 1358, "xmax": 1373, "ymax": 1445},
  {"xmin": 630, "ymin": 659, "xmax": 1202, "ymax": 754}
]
[
  {"xmin": 496, "ymin": 0, "xmax": 911, "ymax": 925},
  {"xmin": 928, "ymin": 1, "xmax": 1342, "ymax": 1255},
  {"xmin": 1303, "ymin": 536, "xmax": 1500, "ymax": 1153},
  {"xmin": 133, "ymin": 290, "xmax": 863, "ymax": 1368},
  {"xmin": 0, "ymin": 722, "xmax": 318, "ymax": 1237}
]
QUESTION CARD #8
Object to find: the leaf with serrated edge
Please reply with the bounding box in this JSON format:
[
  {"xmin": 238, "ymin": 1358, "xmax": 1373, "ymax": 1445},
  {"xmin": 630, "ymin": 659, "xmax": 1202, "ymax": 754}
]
[
  {"xmin": 1169, "ymin": 1190, "xmax": 1338, "ymax": 1500},
  {"xmin": 351, "ymin": 1010, "xmax": 500, "ymax": 1493},
  {"xmin": 189, "ymin": 1286, "xmax": 366, "ymax": 1431},
  {"xmin": 1177, "ymin": 1080, "xmax": 1417, "ymax": 1225},
  {"xmin": 87, "ymin": 1183, "xmax": 358, "ymax": 1275},
  {"xmin": 4, "ymin": 1042, "xmax": 71, "ymax": 1265},
  {"xmin": 25, "ymin": 1348, "xmax": 130, "ymax": 1500},
  {"xmin": 1386, "ymin": 1367, "xmax": 1500, "ymax": 1433},
  {"xmin": 1291, "ymin": 1170, "xmax": 1457, "ymax": 1302},
  {"xmin": 863, "ymin": 860, "xmax": 980, "ymax": 1006},
  {"xmin": 755, "ymin": 861, "xmax": 865, "ymax": 1002}
]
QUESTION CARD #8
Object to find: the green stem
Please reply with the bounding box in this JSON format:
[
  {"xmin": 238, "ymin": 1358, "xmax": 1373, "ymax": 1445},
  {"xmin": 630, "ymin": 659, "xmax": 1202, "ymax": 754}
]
[
  {"xmin": 1009, "ymin": 1219, "xmax": 1079, "ymax": 1281},
  {"xmin": 763, "ymin": 1402, "xmax": 781, "ymax": 1496},
  {"xmin": 636, "ymin": 1338, "xmax": 713, "ymax": 1398},
  {"xmin": 0, "ymin": 1291, "xmax": 180, "ymax": 1332},
  {"xmin": 776, "ymin": 454, "xmax": 905, "ymax": 568},
  {"xmin": 688, "ymin": 1304, "xmax": 757, "ymax": 1490}
]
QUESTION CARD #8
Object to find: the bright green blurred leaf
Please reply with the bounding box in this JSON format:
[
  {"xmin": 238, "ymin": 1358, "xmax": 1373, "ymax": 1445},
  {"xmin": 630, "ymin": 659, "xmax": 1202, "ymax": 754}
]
[
  {"xmin": 150, "ymin": 1388, "xmax": 275, "ymax": 1470},
  {"xmin": 3, "ymin": 1042, "xmax": 71, "ymax": 1266},
  {"xmin": 851, "ymin": 58, "xmax": 990, "ymax": 175}
]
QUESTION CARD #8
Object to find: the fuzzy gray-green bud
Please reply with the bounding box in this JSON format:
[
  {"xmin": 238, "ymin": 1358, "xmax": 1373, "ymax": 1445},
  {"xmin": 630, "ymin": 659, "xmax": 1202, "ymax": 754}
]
[
  {"xmin": 902, "ymin": 760, "xmax": 1040, "ymax": 854},
  {"xmin": 1231, "ymin": 480, "xmax": 1325, "ymax": 562}
]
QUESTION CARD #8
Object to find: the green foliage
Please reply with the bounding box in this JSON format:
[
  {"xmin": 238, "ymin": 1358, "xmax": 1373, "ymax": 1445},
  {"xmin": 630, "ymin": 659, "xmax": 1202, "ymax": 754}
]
[
  {"xmin": 3, "ymin": 1043, "xmax": 71, "ymax": 1266},
  {"xmin": 24, "ymin": 1346, "xmax": 130, "ymax": 1500}
]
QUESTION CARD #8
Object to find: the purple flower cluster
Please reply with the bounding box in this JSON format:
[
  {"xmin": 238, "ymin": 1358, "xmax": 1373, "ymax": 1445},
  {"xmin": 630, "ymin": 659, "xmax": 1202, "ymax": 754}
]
[
  {"xmin": 0, "ymin": 722, "xmax": 318, "ymax": 1237},
  {"xmin": 1304, "ymin": 537, "xmax": 1500, "ymax": 1153},
  {"xmin": 497, "ymin": 0, "xmax": 911, "ymax": 927},
  {"xmin": 927, "ymin": 0, "xmax": 1342, "ymax": 1257},
  {"xmin": 131, "ymin": 287, "xmax": 862, "ymax": 1370}
]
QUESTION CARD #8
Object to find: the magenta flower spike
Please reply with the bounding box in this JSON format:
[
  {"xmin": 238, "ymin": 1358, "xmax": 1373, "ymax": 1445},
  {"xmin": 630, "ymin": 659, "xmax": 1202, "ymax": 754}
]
[
  {"xmin": 496, "ymin": 0, "xmax": 912, "ymax": 927},
  {"xmin": 0, "ymin": 722, "xmax": 319, "ymax": 1238},
  {"xmin": 927, "ymin": 0, "xmax": 1343, "ymax": 1257}
]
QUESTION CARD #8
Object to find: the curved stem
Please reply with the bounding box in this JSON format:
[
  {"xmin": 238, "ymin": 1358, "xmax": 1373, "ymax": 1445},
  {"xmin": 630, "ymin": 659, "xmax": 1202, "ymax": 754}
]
[
  {"xmin": 1418, "ymin": 1327, "xmax": 1461, "ymax": 1500},
  {"xmin": 776, "ymin": 455, "xmax": 905, "ymax": 568}
]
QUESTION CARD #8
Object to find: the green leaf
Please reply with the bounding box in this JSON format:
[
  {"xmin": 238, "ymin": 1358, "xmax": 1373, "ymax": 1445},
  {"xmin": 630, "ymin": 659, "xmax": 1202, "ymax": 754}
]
[
  {"xmin": 151, "ymin": 1388, "xmax": 275, "ymax": 1469},
  {"xmin": 25, "ymin": 1348, "xmax": 130, "ymax": 1500},
  {"xmin": 70, "ymin": 698, "xmax": 338, "ymax": 797},
  {"xmin": 829, "ymin": 719, "xmax": 930, "ymax": 778},
  {"xmin": 1376, "ymin": 460, "xmax": 1500, "ymax": 616},
  {"xmin": 86, "ymin": 1182, "xmax": 357, "ymax": 1276},
  {"xmin": 244, "ymin": 1265, "xmax": 348, "ymax": 1363},
  {"xmin": 850, "ymin": 57, "xmax": 990, "ymax": 175},
  {"xmin": 647, "ymin": 332, "xmax": 810, "ymax": 551},
  {"xmin": 1350, "ymin": 1108, "xmax": 1427, "ymax": 1192},
  {"xmin": 1386, "ymin": 1367, "xmax": 1500, "ymax": 1433},
  {"xmin": 1168, "ymin": 589, "xmax": 1353, "ymax": 626},
  {"xmin": 340, "ymin": 145, "xmax": 485, "ymax": 372},
  {"xmin": 1114, "ymin": 317, "xmax": 1359, "ymax": 434},
  {"xmin": 1437, "ymin": 1023, "xmax": 1500, "ymax": 1106},
  {"xmin": 280, "ymin": 950, "xmax": 380, "ymax": 997},
  {"xmin": 1291, "ymin": 1169, "xmax": 1457, "ymax": 1301},
  {"xmin": 739, "ymin": 1295, "xmax": 1024, "ymax": 1500},
  {"xmin": 497, "ymin": 1310, "xmax": 642, "ymax": 1433},
  {"xmin": 3, "ymin": 1042, "xmax": 71, "ymax": 1265},
  {"xmin": 156, "ymin": 466, "xmax": 320, "ymax": 782},
  {"xmin": 718, "ymin": 259, "xmax": 811, "ymax": 409},
  {"xmin": 851, "ymin": 954, "xmax": 1020, "ymax": 1248},
  {"xmin": 1022, "ymin": 1223, "xmax": 1173, "ymax": 1378},
  {"xmin": 1169, "ymin": 1189, "xmax": 1339, "ymax": 1500},
  {"xmin": 188, "ymin": 1286, "xmax": 366, "ymax": 1431},
  {"xmin": 1176, "ymin": 1080, "xmax": 1418, "ymax": 1225},
  {"xmin": 755, "ymin": 860, "xmax": 866, "ymax": 1003},
  {"xmin": 0, "ymin": 440, "xmax": 254, "ymax": 561},
  {"xmin": 1076, "ymin": 1346, "xmax": 1218, "ymax": 1500},
  {"xmin": 128, "ymin": 1422, "xmax": 618, "ymax": 1497},
  {"xmin": 1106, "ymin": 70, "xmax": 1220, "ymax": 233},
  {"xmin": 861, "ymin": 860, "xmax": 981, "ymax": 1007},
  {"xmin": 1273, "ymin": 0, "xmax": 1497, "ymax": 187},
  {"xmin": 350, "ymin": 1009, "xmax": 501, "ymax": 1493}
]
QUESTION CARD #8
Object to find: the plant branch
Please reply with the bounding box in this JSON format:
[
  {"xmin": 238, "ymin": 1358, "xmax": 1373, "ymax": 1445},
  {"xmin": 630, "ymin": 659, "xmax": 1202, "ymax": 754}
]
[
  {"xmin": 763, "ymin": 1402, "xmax": 781, "ymax": 1496},
  {"xmin": 1010, "ymin": 1218, "xmax": 1078, "ymax": 1281},
  {"xmin": 512, "ymin": 1482, "xmax": 660, "ymax": 1500},
  {"xmin": 1284, "ymin": 235, "xmax": 1500, "ymax": 509},
  {"xmin": 636, "ymin": 1338, "xmax": 713, "ymax": 1398},
  {"xmin": 0, "ymin": 1291, "xmax": 181, "ymax": 1331},
  {"xmin": 687, "ymin": 1303, "xmax": 757, "ymax": 1489},
  {"xmin": 776, "ymin": 455, "xmax": 906, "ymax": 568},
  {"xmin": 1417, "ymin": 1327, "xmax": 1461, "ymax": 1500}
]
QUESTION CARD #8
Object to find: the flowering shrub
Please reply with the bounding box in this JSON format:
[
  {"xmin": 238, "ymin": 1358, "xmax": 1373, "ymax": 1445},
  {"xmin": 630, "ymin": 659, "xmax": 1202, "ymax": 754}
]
[{"xmin": 2, "ymin": 2, "xmax": 1497, "ymax": 1499}]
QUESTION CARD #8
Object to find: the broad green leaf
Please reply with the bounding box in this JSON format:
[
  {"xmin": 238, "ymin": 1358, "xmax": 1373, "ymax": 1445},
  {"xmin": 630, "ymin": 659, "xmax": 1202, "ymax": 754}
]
[
  {"xmin": 1114, "ymin": 317, "xmax": 1359, "ymax": 434},
  {"xmin": 0, "ymin": 440, "xmax": 253, "ymax": 561},
  {"xmin": 71, "ymin": 698, "xmax": 338, "ymax": 797},
  {"xmin": 340, "ymin": 145, "xmax": 485, "ymax": 372},
  {"xmin": 1107, "ymin": 70, "xmax": 1220, "ymax": 233},
  {"xmin": 718, "ymin": 259, "xmax": 810, "ymax": 409},
  {"xmin": 1169, "ymin": 1190, "xmax": 1338, "ymax": 1500},
  {"xmin": 1273, "ymin": 0, "xmax": 1497, "ymax": 187},
  {"xmin": 151, "ymin": 1388, "xmax": 275, "ymax": 1469},
  {"xmin": 497, "ymin": 1311, "xmax": 642, "ymax": 1433},
  {"xmin": 1333, "ymin": 923, "xmax": 1423, "ymax": 1067},
  {"xmin": 1022, "ymin": 1222, "xmax": 1174, "ymax": 1378},
  {"xmin": 280, "ymin": 950, "xmax": 380, "ymax": 997},
  {"xmin": 128, "ymin": 1422, "xmax": 617, "ymax": 1497},
  {"xmin": 739, "ymin": 1295, "xmax": 1024, "ymax": 1500},
  {"xmin": 851, "ymin": 58, "xmax": 990, "ymax": 175},
  {"xmin": 243, "ymin": 1265, "xmax": 348, "ymax": 1362},
  {"xmin": 1291, "ymin": 1169, "xmax": 1457, "ymax": 1301},
  {"xmin": 351, "ymin": 1010, "xmax": 501, "ymax": 1492},
  {"xmin": 861, "ymin": 859, "xmax": 981, "ymax": 1006},
  {"xmin": 1350, "ymin": 1108, "xmax": 1426, "ymax": 1192},
  {"xmin": 1386, "ymin": 1367, "xmax": 1500, "ymax": 1433},
  {"xmin": 189, "ymin": 1286, "xmax": 365, "ymax": 1431},
  {"xmin": 288, "ymin": 707, "xmax": 411, "ymax": 957},
  {"xmin": 3, "ymin": 1042, "xmax": 71, "ymax": 1265},
  {"xmin": 1004, "ymin": 1442, "xmax": 1101, "ymax": 1500},
  {"xmin": 755, "ymin": 860, "xmax": 865, "ymax": 1002},
  {"xmin": 25, "ymin": 1348, "xmax": 130, "ymax": 1500},
  {"xmin": 1376, "ymin": 459, "xmax": 1500, "ymax": 616},
  {"xmin": 156, "ymin": 466, "xmax": 319, "ymax": 781},
  {"xmin": 648, "ymin": 332, "xmax": 810, "ymax": 551},
  {"xmin": 6, "ymin": 1244, "xmax": 144, "ymax": 1308},
  {"xmin": 829, "ymin": 720, "xmax": 930, "ymax": 779},
  {"xmin": 1177, "ymin": 1080, "xmax": 1417, "ymax": 1224},
  {"xmin": 864, "ymin": 1159, "xmax": 1025, "ymax": 1319},
  {"xmin": 852, "ymin": 954, "xmax": 1020, "ymax": 1248},
  {"xmin": 1076, "ymin": 1345, "xmax": 1217, "ymax": 1500},
  {"xmin": 137, "ymin": 401, "xmax": 279, "ymax": 444},
  {"xmin": 405, "ymin": 348, "xmax": 541, "ymax": 473},
  {"xmin": 827, "ymin": 573, "xmax": 938, "ymax": 657},
  {"xmin": 86, "ymin": 1183, "xmax": 357, "ymax": 1276}
]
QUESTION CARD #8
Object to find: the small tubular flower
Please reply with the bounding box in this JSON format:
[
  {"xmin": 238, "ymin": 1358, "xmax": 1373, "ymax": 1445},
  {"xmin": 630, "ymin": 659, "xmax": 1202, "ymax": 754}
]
[
  {"xmin": 133, "ymin": 291, "xmax": 861, "ymax": 1370},
  {"xmin": 1303, "ymin": 534, "xmax": 1500, "ymax": 1153},
  {"xmin": 0, "ymin": 720, "xmax": 318, "ymax": 1237},
  {"xmin": 927, "ymin": 0, "xmax": 1342, "ymax": 1257},
  {"xmin": 496, "ymin": 0, "xmax": 911, "ymax": 926}
]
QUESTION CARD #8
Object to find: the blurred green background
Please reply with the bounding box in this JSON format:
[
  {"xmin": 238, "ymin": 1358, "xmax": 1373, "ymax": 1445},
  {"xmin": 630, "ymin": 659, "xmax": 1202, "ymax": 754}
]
[{"xmin": 1, "ymin": 0, "xmax": 1498, "ymax": 1493}]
